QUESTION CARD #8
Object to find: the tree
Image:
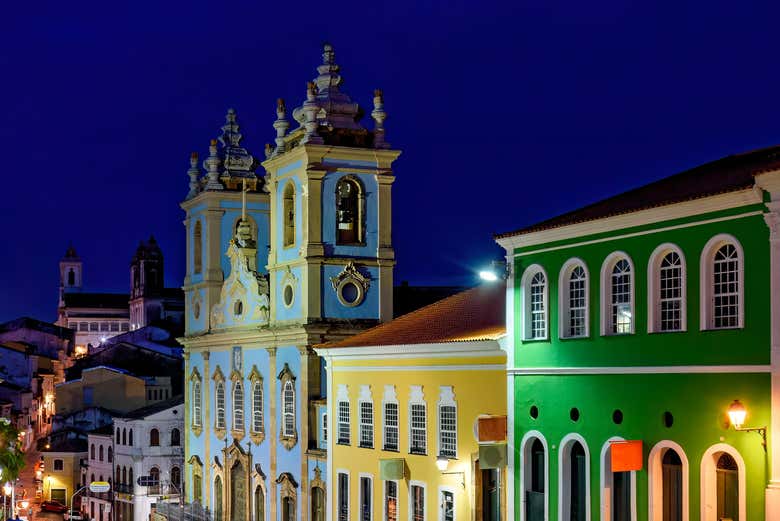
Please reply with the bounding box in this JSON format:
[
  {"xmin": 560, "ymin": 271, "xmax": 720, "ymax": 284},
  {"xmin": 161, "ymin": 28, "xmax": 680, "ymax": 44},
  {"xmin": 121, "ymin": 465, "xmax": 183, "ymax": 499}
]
[{"xmin": 0, "ymin": 418, "xmax": 24, "ymax": 483}]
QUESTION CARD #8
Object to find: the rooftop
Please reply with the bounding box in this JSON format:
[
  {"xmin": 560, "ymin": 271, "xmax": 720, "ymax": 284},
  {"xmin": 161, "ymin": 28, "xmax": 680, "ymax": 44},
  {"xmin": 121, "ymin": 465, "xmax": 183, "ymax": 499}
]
[
  {"xmin": 317, "ymin": 283, "xmax": 505, "ymax": 349},
  {"xmin": 42, "ymin": 437, "xmax": 88, "ymax": 453},
  {"xmin": 118, "ymin": 395, "xmax": 184, "ymax": 420},
  {"xmin": 496, "ymin": 143, "xmax": 780, "ymax": 238},
  {"xmin": 62, "ymin": 292, "xmax": 129, "ymax": 310}
]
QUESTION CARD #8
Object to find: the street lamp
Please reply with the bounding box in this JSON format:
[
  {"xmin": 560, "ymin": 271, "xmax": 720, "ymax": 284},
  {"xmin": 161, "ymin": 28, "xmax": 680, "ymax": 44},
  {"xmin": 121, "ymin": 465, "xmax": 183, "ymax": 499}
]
[
  {"xmin": 435, "ymin": 455, "xmax": 465, "ymax": 488},
  {"xmin": 727, "ymin": 399, "xmax": 767, "ymax": 450}
]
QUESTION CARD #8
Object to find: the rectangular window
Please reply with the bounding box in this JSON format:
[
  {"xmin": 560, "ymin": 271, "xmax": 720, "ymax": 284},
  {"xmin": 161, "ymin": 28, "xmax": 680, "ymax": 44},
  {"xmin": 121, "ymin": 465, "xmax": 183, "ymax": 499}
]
[
  {"xmin": 68, "ymin": 322, "xmax": 76, "ymax": 330},
  {"xmin": 412, "ymin": 484, "xmax": 425, "ymax": 521},
  {"xmin": 89, "ymin": 322, "xmax": 99, "ymax": 332},
  {"xmin": 384, "ymin": 481, "xmax": 398, "ymax": 521},
  {"xmin": 338, "ymin": 473, "xmax": 349, "ymax": 521},
  {"xmin": 410, "ymin": 404, "xmax": 427, "ymax": 455},
  {"xmin": 100, "ymin": 322, "xmax": 109, "ymax": 332},
  {"xmin": 359, "ymin": 401, "xmax": 373, "ymax": 448},
  {"xmin": 120, "ymin": 322, "xmax": 129, "ymax": 331},
  {"xmin": 79, "ymin": 322, "xmax": 88, "ymax": 332},
  {"xmin": 439, "ymin": 405, "xmax": 457, "ymax": 458},
  {"xmin": 360, "ymin": 476, "xmax": 372, "ymax": 521},
  {"xmin": 322, "ymin": 412, "xmax": 328, "ymax": 445},
  {"xmin": 441, "ymin": 490, "xmax": 454, "ymax": 521},
  {"xmin": 110, "ymin": 322, "xmax": 119, "ymax": 332},
  {"xmin": 338, "ymin": 401, "xmax": 350, "ymax": 445},
  {"xmin": 384, "ymin": 402, "xmax": 399, "ymax": 451},
  {"xmin": 53, "ymin": 459, "xmax": 64, "ymax": 471},
  {"xmin": 83, "ymin": 387, "xmax": 94, "ymax": 406}
]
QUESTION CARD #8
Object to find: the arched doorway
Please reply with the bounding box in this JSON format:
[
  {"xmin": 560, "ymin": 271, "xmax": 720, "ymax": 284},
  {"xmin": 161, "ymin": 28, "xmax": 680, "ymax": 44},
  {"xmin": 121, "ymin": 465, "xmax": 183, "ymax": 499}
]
[
  {"xmin": 214, "ymin": 476, "xmax": 223, "ymax": 521},
  {"xmin": 231, "ymin": 460, "xmax": 247, "ymax": 521},
  {"xmin": 522, "ymin": 432, "xmax": 548, "ymax": 521},
  {"xmin": 662, "ymin": 450, "xmax": 682, "ymax": 521},
  {"xmin": 716, "ymin": 454, "xmax": 738, "ymax": 521},
  {"xmin": 559, "ymin": 434, "xmax": 590, "ymax": 521},
  {"xmin": 648, "ymin": 441, "xmax": 688, "ymax": 521},
  {"xmin": 600, "ymin": 437, "xmax": 636, "ymax": 521},
  {"xmin": 700, "ymin": 443, "xmax": 745, "ymax": 521}
]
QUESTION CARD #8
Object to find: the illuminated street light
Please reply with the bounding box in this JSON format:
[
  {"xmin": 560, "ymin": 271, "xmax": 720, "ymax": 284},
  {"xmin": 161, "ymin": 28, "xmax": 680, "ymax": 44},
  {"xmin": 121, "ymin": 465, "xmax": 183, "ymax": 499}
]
[
  {"xmin": 479, "ymin": 270, "xmax": 498, "ymax": 282},
  {"xmin": 727, "ymin": 399, "xmax": 766, "ymax": 450}
]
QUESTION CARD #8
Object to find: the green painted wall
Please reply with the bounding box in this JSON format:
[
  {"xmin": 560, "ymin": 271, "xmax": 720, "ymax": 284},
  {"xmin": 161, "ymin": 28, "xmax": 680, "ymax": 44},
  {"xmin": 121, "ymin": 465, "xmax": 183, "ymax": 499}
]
[
  {"xmin": 513, "ymin": 212, "xmax": 770, "ymax": 368},
  {"xmin": 513, "ymin": 372, "xmax": 770, "ymax": 521}
]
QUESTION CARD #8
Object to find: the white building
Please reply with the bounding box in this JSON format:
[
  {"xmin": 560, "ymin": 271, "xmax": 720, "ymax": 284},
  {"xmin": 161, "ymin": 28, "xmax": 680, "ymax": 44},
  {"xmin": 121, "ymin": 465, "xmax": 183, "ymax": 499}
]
[
  {"xmin": 84, "ymin": 426, "xmax": 114, "ymax": 521},
  {"xmin": 112, "ymin": 398, "xmax": 184, "ymax": 521}
]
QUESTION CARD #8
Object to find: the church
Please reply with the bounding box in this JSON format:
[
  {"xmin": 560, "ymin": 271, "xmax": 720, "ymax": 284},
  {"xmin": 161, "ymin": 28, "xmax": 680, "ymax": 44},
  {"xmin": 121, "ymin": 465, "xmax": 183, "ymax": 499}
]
[{"xmin": 181, "ymin": 44, "xmax": 400, "ymax": 521}]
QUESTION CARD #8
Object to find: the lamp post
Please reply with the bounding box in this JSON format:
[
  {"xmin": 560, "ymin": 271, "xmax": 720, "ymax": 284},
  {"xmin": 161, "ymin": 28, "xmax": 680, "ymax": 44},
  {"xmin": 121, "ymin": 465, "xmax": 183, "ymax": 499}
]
[
  {"xmin": 728, "ymin": 399, "xmax": 767, "ymax": 450},
  {"xmin": 3, "ymin": 482, "xmax": 11, "ymax": 519}
]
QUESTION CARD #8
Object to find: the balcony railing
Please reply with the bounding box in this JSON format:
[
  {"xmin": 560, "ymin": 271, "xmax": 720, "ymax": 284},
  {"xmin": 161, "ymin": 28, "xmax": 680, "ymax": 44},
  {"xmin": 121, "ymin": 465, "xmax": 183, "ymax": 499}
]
[{"xmin": 155, "ymin": 502, "xmax": 212, "ymax": 521}]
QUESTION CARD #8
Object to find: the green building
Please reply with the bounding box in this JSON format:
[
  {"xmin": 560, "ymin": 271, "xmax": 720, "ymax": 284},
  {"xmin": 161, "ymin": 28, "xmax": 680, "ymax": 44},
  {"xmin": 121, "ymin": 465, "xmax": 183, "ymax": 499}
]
[{"xmin": 496, "ymin": 145, "xmax": 780, "ymax": 521}]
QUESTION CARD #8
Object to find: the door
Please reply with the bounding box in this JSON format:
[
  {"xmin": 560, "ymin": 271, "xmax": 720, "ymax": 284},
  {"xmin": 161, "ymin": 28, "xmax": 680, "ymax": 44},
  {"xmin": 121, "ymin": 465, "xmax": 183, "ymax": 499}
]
[
  {"xmin": 612, "ymin": 471, "xmax": 631, "ymax": 521},
  {"xmin": 662, "ymin": 450, "xmax": 682, "ymax": 521},
  {"xmin": 526, "ymin": 439, "xmax": 545, "ymax": 521},
  {"xmin": 716, "ymin": 453, "xmax": 738, "ymax": 521},
  {"xmin": 482, "ymin": 468, "xmax": 500, "ymax": 521},
  {"xmin": 570, "ymin": 442, "xmax": 586, "ymax": 521}
]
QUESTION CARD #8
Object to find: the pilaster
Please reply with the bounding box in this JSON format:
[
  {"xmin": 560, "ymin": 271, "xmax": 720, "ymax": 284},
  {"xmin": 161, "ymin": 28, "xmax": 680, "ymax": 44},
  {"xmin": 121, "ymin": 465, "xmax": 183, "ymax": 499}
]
[
  {"xmin": 202, "ymin": 350, "xmax": 211, "ymax": 510},
  {"xmin": 304, "ymin": 168, "xmax": 326, "ymax": 257},
  {"xmin": 376, "ymin": 173, "xmax": 395, "ymax": 259},
  {"xmin": 300, "ymin": 350, "xmax": 310, "ymax": 520},
  {"xmin": 268, "ymin": 347, "xmax": 278, "ymax": 521}
]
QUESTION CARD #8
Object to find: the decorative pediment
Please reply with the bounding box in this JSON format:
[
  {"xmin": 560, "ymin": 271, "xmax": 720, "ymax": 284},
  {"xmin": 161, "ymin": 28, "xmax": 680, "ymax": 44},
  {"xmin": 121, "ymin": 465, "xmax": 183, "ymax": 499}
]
[
  {"xmin": 330, "ymin": 261, "xmax": 370, "ymax": 307},
  {"xmin": 212, "ymin": 365, "xmax": 226, "ymax": 383},
  {"xmin": 212, "ymin": 456, "xmax": 223, "ymax": 471},
  {"xmin": 189, "ymin": 367, "xmax": 202, "ymax": 382},
  {"xmin": 277, "ymin": 363, "xmax": 296, "ymax": 382},
  {"xmin": 252, "ymin": 464, "xmax": 267, "ymax": 481},
  {"xmin": 311, "ymin": 466, "xmax": 325, "ymax": 491},
  {"xmin": 275, "ymin": 472, "xmax": 299, "ymax": 489},
  {"xmin": 210, "ymin": 240, "xmax": 270, "ymax": 330},
  {"xmin": 248, "ymin": 365, "xmax": 263, "ymax": 384},
  {"xmin": 188, "ymin": 455, "xmax": 203, "ymax": 467}
]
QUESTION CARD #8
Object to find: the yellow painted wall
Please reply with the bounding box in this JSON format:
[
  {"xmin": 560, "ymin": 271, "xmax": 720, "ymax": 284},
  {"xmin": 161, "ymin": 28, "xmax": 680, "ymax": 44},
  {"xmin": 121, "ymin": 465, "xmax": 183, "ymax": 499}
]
[
  {"xmin": 55, "ymin": 367, "xmax": 146, "ymax": 416},
  {"xmin": 43, "ymin": 451, "xmax": 86, "ymax": 506},
  {"xmin": 329, "ymin": 351, "xmax": 506, "ymax": 521}
]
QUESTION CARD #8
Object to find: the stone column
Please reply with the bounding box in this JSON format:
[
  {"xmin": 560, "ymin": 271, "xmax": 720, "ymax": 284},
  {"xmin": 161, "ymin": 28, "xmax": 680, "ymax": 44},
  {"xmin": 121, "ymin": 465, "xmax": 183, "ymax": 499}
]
[
  {"xmin": 299, "ymin": 348, "xmax": 310, "ymax": 520},
  {"xmin": 504, "ymin": 256, "xmax": 516, "ymax": 521},
  {"xmin": 202, "ymin": 351, "xmax": 211, "ymax": 511},
  {"xmin": 268, "ymin": 348, "xmax": 278, "ymax": 521}
]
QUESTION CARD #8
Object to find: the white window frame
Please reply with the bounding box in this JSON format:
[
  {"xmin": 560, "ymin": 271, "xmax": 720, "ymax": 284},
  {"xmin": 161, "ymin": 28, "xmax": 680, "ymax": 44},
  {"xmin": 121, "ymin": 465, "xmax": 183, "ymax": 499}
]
[
  {"xmin": 557, "ymin": 433, "xmax": 591, "ymax": 521},
  {"xmin": 600, "ymin": 252, "xmax": 635, "ymax": 336},
  {"xmin": 383, "ymin": 480, "xmax": 399, "ymax": 521},
  {"xmin": 382, "ymin": 385, "xmax": 399, "ymax": 452},
  {"xmin": 282, "ymin": 380, "xmax": 295, "ymax": 437},
  {"xmin": 358, "ymin": 385, "xmax": 374, "ymax": 449},
  {"xmin": 215, "ymin": 381, "xmax": 226, "ymax": 430},
  {"xmin": 558, "ymin": 258, "xmax": 590, "ymax": 339},
  {"xmin": 436, "ymin": 386, "xmax": 457, "ymax": 459},
  {"xmin": 337, "ymin": 470, "xmax": 350, "ymax": 521},
  {"xmin": 321, "ymin": 411, "xmax": 327, "ymax": 446},
  {"xmin": 599, "ymin": 436, "xmax": 637, "ymax": 521},
  {"xmin": 700, "ymin": 234, "xmax": 744, "ymax": 330},
  {"xmin": 337, "ymin": 384, "xmax": 351, "ymax": 446},
  {"xmin": 359, "ymin": 473, "xmax": 374, "ymax": 521},
  {"xmin": 252, "ymin": 380, "xmax": 263, "ymax": 434},
  {"xmin": 408, "ymin": 386, "xmax": 427, "ymax": 455},
  {"xmin": 192, "ymin": 380, "xmax": 202, "ymax": 427},
  {"xmin": 409, "ymin": 480, "xmax": 427, "ymax": 521},
  {"xmin": 437, "ymin": 485, "xmax": 457, "ymax": 521},
  {"xmin": 521, "ymin": 265, "xmax": 549, "ymax": 340},
  {"xmin": 647, "ymin": 244, "xmax": 687, "ymax": 333},
  {"xmin": 233, "ymin": 380, "xmax": 244, "ymax": 431}
]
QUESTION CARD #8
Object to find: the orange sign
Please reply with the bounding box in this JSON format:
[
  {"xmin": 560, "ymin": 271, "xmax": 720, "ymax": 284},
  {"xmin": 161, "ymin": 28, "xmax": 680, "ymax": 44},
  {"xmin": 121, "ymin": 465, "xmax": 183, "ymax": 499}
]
[
  {"xmin": 477, "ymin": 416, "xmax": 507, "ymax": 442},
  {"xmin": 611, "ymin": 440, "xmax": 643, "ymax": 472}
]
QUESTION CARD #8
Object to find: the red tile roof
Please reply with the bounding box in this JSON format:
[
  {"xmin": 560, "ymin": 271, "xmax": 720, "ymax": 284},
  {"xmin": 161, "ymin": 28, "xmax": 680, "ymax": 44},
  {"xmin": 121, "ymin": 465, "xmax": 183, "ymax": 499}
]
[
  {"xmin": 496, "ymin": 144, "xmax": 780, "ymax": 239},
  {"xmin": 317, "ymin": 283, "xmax": 506, "ymax": 349}
]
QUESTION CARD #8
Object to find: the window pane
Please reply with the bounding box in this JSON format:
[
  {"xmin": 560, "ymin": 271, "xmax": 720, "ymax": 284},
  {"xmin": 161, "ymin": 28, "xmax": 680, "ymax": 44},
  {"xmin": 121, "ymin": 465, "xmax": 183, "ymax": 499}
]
[
  {"xmin": 611, "ymin": 259, "xmax": 632, "ymax": 334},
  {"xmin": 713, "ymin": 244, "xmax": 739, "ymax": 328},
  {"xmin": 385, "ymin": 481, "xmax": 397, "ymax": 521},
  {"xmin": 530, "ymin": 272, "xmax": 546, "ymax": 338},
  {"xmin": 412, "ymin": 485, "xmax": 425, "ymax": 521},
  {"xmin": 338, "ymin": 401, "xmax": 350, "ymax": 445},
  {"xmin": 384, "ymin": 403, "xmax": 398, "ymax": 451},
  {"xmin": 410, "ymin": 404, "xmax": 427, "ymax": 454},
  {"xmin": 659, "ymin": 252, "xmax": 682, "ymax": 331},
  {"xmin": 568, "ymin": 266, "xmax": 587, "ymax": 337},
  {"xmin": 439, "ymin": 405, "xmax": 457, "ymax": 458},
  {"xmin": 359, "ymin": 401, "xmax": 373, "ymax": 448}
]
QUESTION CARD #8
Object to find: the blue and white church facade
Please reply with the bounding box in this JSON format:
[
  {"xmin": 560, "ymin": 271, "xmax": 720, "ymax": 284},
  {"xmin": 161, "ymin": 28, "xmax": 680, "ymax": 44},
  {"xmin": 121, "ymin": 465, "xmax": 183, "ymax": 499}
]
[{"xmin": 180, "ymin": 44, "xmax": 401, "ymax": 521}]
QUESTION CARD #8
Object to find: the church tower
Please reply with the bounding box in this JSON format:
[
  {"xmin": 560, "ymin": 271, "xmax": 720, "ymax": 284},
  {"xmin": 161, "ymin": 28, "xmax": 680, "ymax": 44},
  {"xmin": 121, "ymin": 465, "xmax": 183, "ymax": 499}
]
[
  {"xmin": 180, "ymin": 109, "xmax": 270, "ymax": 336},
  {"xmin": 129, "ymin": 236, "xmax": 164, "ymax": 328},
  {"xmin": 263, "ymin": 43, "xmax": 401, "ymax": 326},
  {"xmin": 59, "ymin": 244, "xmax": 82, "ymax": 293}
]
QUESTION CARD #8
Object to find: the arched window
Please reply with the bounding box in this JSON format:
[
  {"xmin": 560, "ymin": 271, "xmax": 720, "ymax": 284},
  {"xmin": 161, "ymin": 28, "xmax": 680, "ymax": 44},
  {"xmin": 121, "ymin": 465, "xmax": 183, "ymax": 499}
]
[
  {"xmin": 648, "ymin": 245, "xmax": 687, "ymax": 333},
  {"xmin": 115, "ymin": 427, "xmax": 120, "ymax": 444},
  {"xmin": 116, "ymin": 466, "xmax": 121, "ymax": 484},
  {"xmin": 129, "ymin": 468, "xmax": 133, "ymax": 487},
  {"xmin": 193, "ymin": 220, "xmax": 203, "ymax": 274},
  {"xmin": 107, "ymin": 447, "xmax": 112, "ymax": 463},
  {"xmin": 122, "ymin": 428, "xmax": 126, "ymax": 445},
  {"xmin": 171, "ymin": 428, "xmax": 180, "ymax": 446},
  {"xmin": 282, "ymin": 497, "xmax": 295, "ymax": 521},
  {"xmin": 559, "ymin": 260, "xmax": 589, "ymax": 338},
  {"xmin": 336, "ymin": 177, "xmax": 364, "ymax": 244},
  {"xmin": 522, "ymin": 266, "xmax": 548, "ymax": 340},
  {"xmin": 99, "ymin": 445, "xmax": 104, "ymax": 461},
  {"xmin": 252, "ymin": 381, "xmax": 264, "ymax": 434},
  {"xmin": 601, "ymin": 253, "xmax": 634, "ymax": 335},
  {"xmin": 716, "ymin": 453, "xmax": 738, "ymax": 520},
  {"xmin": 701, "ymin": 235, "xmax": 744, "ymax": 330},
  {"xmin": 128, "ymin": 428, "xmax": 133, "ymax": 446},
  {"xmin": 233, "ymin": 381, "xmax": 244, "ymax": 432},
  {"xmin": 68, "ymin": 268, "xmax": 75, "ymax": 286},
  {"xmin": 283, "ymin": 381, "xmax": 295, "ymax": 437},
  {"xmin": 283, "ymin": 182, "xmax": 296, "ymax": 248},
  {"xmin": 122, "ymin": 467, "xmax": 127, "ymax": 485},
  {"xmin": 311, "ymin": 485, "xmax": 325, "ymax": 521},
  {"xmin": 171, "ymin": 466, "xmax": 181, "ymax": 489},
  {"xmin": 150, "ymin": 428, "xmax": 160, "ymax": 446},
  {"xmin": 254, "ymin": 485, "xmax": 265, "ymax": 521},
  {"xmin": 214, "ymin": 476, "xmax": 224, "ymax": 521},
  {"xmin": 192, "ymin": 380, "xmax": 202, "ymax": 428},
  {"xmin": 90, "ymin": 444, "xmax": 95, "ymax": 460},
  {"xmin": 215, "ymin": 381, "xmax": 226, "ymax": 430}
]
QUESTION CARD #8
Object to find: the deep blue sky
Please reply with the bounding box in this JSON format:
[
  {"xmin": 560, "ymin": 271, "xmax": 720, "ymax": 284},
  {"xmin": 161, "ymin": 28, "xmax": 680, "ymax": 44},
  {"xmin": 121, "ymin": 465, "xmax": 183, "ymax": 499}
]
[{"xmin": 2, "ymin": 1, "xmax": 780, "ymax": 323}]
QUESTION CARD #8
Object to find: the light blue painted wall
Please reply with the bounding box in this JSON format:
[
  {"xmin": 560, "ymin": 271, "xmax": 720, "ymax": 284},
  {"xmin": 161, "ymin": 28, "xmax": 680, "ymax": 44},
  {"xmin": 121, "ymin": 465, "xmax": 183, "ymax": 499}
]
[
  {"xmin": 321, "ymin": 265, "xmax": 380, "ymax": 319},
  {"xmin": 218, "ymin": 201, "xmax": 270, "ymax": 277},
  {"xmin": 275, "ymin": 174, "xmax": 304, "ymax": 264},
  {"xmin": 275, "ymin": 266, "xmax": 304, "ymax": 321},
  {"xmin": 275, "ymin": 345, "xmax": 303, "ymax": 519},
  {"xmin": 321, "ymin": 172, "xmax": 379, "ymax": 257}
]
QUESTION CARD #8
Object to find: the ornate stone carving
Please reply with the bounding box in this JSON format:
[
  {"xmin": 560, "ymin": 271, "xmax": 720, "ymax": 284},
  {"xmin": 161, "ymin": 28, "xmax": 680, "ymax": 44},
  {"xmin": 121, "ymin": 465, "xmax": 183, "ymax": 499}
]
[
  {"xmin": 248, "ymin": 365, "xmax": 265, "ymax": 445},
  {"xmin": 330, "ymin": 261, "xmax": 370, "ymax": 307},
  {"xmin": 212, "ymin": 366, "xmax": 227, "ymax": 440},
  {"xmin": 278, "ymin": 363, "xmax": 298, "ymax": 450}
]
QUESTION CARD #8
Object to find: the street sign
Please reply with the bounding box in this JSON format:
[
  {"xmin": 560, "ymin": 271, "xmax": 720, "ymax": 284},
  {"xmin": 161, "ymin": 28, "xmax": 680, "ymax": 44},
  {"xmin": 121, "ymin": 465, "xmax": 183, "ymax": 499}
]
[{"xmin": 89, "ymin": 481, "xmax": 111, "ymax": 493}]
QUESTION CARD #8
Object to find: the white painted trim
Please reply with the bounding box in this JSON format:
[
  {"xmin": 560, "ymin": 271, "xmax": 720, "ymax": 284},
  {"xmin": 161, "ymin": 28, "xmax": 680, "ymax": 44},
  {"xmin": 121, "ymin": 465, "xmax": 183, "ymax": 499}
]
[
  {"xmin": 408, "ymin": 386, "xmax": 428, "ymax": 455},
  {"xmin": 647, "ymin": 243, "xmax": 688, "ymax": 333},
  {"xmin": 358, "ymin": 386, "xmax": 374, "ymax": 449},
  {"xmin": 336, "ymin": 469, "xmax": 350, "ymax": 521},
  {"xmin": 699, "ymin": 443, "xmax": 746, "ymax": 521},
  {"xmin": 508, "ymin": 365, "xmax": 771, "ymax": 375},
  {"xmin": 506, "ymin": 375, "xmax": 515, "ymax": 521},
  {"xmin": 558, "ymin": 433, "xmax": 591, "ymax": 521},
  {"xmin": 558, "ymin": 258, "xmax": 591, "ymax": 339},
  {"xmin": 381, "ymin": 385, "xmax": 399, "ymax": 452},
  {"xmin": 358, "ymin": 473, "xmax": 374, "ymax": 521},
  {"xmin": 512, "ymin": 210, "xmax": 763, "ymax": 257},
  {"xmin": 409, "ymin": 480, "xmax": 427, "ymax": 521},
  {"xmin": 505, "ymin": 253, "xmax": 516, "ymax": 370},
  {"xmin": 521, "ymin": 264, "xmax": 549, "ymax": 341},
  {"xmin": 519, "ymin": 430, "xmax": 549, "ymax": 521},
  {"xmin": 496, "ymin": 189, "xmax": 762, "ymax": 250},
  {"xmin": 333, "ymin": 364, "xmax": 506, "ymax": 373},
  {"xmin": 436, "ymin": 484, "xmax": 457, "ymax": 521},
  {"xmin": 382, "ymin": 479, "xmax": 400, "ymax": 521},
  {"xmin": 436, "ymin": 386, "xmax": 457, "ymax": 459},
  {"xmin": 599, "ymin": 436, "xmax": 637, "ymax": 521},
  {"xmin": 326, "ymin": 357, "xmax": 334, "ymax": 521},
  {"xmin": 699, "ymin": 233, "xmax": 745, "ymax": 331},
  {"xmin": 314, "ymin": 340, "xmax": 505, "ymax": 359},
  {"xmin": 600, "ymin": 252, "xmax": 636, "ymax": 336},
  {"xmin": 648, "ymin": 440, "xmax": 689, "ymax": 521}
]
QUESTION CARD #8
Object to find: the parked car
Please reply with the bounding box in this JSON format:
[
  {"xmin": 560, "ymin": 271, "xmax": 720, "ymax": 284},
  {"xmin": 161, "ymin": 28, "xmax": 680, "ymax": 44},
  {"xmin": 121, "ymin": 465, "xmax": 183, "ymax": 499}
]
[
  {"xmin": 64, "ymin": 509, "xmax": 84, "ymax": 520},
  {"xmin": 40, "ymin": 500, "xmax": 68, "ymax": 513}
]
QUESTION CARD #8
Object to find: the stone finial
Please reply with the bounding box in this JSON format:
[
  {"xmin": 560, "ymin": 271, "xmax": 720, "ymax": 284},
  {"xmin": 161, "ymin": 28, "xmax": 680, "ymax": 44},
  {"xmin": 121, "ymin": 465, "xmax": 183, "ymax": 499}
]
[
  {"xmin": 204, "ymin": 139, "xmax": 224, "ymax": 190},
  {"xmin": 186, "ymin": 152, "xmax": 201, "ymax": 199},
  {"xmin": 264, "ymin": 143, "xmax": 273, "ymax": 159},
  {"xmin": 272, "ymin": 98, "xmax": 290, "ymax": 155},
  {"xmin": 371, "ymin": 88, "xmax": 389, "ymax": 149},
  {"xmin": 301, "ymin": 82, "xmax": 323, "ymax": 145},
  {"xmin": 322, "ymin": 42, "xmax": 335, "ymax": 65}
]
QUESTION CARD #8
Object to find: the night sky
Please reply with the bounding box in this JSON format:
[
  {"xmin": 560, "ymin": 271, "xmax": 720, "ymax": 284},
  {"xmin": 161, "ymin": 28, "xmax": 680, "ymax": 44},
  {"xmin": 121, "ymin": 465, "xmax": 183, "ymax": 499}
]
[{"xmin": 2, "ymin": 1, "xmax": 780, "ymax": 323}]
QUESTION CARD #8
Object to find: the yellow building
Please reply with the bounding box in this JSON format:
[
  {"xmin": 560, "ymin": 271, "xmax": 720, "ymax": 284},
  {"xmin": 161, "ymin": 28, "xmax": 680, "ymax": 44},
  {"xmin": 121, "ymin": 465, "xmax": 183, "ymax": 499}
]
[
  {"xmin": 55, "ymin": 366, "xmax": 146, "ymax": 416},
  {"xmin": 42, "ymin": 437, "xmax": 88, "ymax": 508},
  {"xmin": 315, "ymin": 284, "xmax": 508, "ymax": 521}
]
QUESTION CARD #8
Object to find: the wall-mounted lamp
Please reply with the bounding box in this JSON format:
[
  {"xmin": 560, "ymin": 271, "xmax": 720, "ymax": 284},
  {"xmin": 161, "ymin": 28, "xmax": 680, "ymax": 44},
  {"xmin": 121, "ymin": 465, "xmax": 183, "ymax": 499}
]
[
  {"xmin": 436, "ymin": 455, "xmax": 465, "ymax": 488},
  {"xmin": 479, "ymin": 261, "xmax": 508, "ymax": 282},
  {"xmin": 727, "ymin": 399, "xmax": 766, "ymax": 450}
]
